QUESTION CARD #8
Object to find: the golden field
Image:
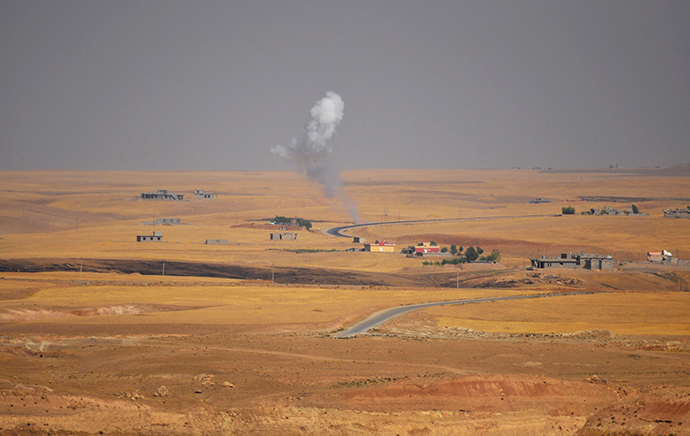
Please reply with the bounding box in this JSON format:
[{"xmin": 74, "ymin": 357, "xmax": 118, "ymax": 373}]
[{"xmin": 1, "ymin": 167, "xmax": 690, "ymax": 436}]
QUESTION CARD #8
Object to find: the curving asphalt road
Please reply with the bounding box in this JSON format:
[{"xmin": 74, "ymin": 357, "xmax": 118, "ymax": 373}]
[
  {"xmin": 326, "ymin": 214, "xmax": 560, "ymax": 238},
  {"xmin": 333, "ymin": 291, "xmax": 595, "ymax": 338}
]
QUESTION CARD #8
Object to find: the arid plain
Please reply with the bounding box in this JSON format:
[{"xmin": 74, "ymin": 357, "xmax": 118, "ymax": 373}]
[{"xmin": 1, "ymin": 167, "xmax": 690, "ymax": 435}]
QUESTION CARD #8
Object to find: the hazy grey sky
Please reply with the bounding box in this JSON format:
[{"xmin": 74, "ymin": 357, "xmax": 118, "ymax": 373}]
[{"xmin": 2, "ymin": 1, "xmax": 689, "ymax": 171}]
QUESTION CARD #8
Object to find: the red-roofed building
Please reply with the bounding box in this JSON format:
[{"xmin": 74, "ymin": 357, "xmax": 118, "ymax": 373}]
[{"xmin": 414, "ymin": 242, "xmax": 439, "ymax": 254}]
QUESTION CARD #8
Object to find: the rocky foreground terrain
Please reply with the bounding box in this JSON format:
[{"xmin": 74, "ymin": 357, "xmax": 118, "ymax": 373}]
[{"xmin": 1, "ymin": 316, "xmax": 689, "ymax": 435}]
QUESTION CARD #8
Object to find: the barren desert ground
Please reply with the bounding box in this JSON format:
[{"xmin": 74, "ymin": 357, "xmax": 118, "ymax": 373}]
[{"xmin": 1, "ymin": 167, "xmax": 690, "ymax": 435}]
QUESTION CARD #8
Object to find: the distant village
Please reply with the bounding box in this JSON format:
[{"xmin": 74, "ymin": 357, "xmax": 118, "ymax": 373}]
[
  {"xmin": 140, "ymin": 189, "xmax": 216, "ymax": 201},
  {"xmin": 133, "ymin": 189, "xmax": 685, "ymax": 269}
]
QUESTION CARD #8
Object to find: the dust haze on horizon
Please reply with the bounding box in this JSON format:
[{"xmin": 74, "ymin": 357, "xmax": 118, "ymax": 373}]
[{"xmin": 1, "ymin": 1, "xmax": 689, "ymax": 172}]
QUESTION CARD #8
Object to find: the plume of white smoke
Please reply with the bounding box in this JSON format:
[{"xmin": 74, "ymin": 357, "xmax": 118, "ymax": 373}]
[{"xmin": 272, "ymin": 92, "xmax": 358, "ymax": 222}]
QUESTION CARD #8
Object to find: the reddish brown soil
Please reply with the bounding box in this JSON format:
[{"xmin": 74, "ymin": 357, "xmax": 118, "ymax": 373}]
[{"xmin": 1, "ymin": 321, "xmax": 689, "ymax": 435}]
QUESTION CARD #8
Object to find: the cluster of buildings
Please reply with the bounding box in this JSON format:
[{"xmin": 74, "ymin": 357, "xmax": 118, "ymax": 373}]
[
  {"xmin": 140, "ymin": 189, "xmax": 184, "ymax": 201},
  {"xmin": 647, "ymin": 250, "xmax": 674, "ymax": 263},
  {"xmin": 140, "ymin": 189, "xmax": 216, "ymax": 201},
  {"xmin": 358, "ymin": 240, "xmax": 445, "ymax": 255},
  {"xmin": 664, "ymin": 207, "xmax": 690, "ymax": 219},
  {"xmin": 531, "ymin": 252, "xmax": 614, "ymax": 270}
]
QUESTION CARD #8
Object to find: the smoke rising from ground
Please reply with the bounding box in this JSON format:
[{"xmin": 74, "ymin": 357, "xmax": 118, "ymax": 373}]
[{"xmin": 272, "ymin": 92, "xmax": 358, "ymax": 222}]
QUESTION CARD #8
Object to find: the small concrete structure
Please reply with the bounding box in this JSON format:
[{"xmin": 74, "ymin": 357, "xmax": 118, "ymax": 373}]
[
  {"xmin": 194, "ymin": 190, "xmax": 216, "ymax": 199},
  {"xmin": 270, "ymin": 232, "xmax": 297, "ymax": 240},
  {"xmin": 531, "ymin": 254, "xmax": 579, "ymax": 269},
  {"xmin": 580, "ymin": 254, "xmax": 615, "ymax": 270},
  {"xmin": 353, "ymin": 236, "xmax": 366, "ymax": 244},
  {"xmin": 364, "ymin": 240, "xmax": 396, "ymax": 253},
  {"xmin": 141, "ymin": 190, "xmax": 184, "ymax": 200},
  {"xmin": 137, "ymin": 231, "xmax": 163, "ymax": 242},
  {"xmin": 206, "ymin": 239, "xmax": 229, "ymax": 245},
  {"xmin": 155, "ymin": 217, "xmax": 181, "ymax": 225}
]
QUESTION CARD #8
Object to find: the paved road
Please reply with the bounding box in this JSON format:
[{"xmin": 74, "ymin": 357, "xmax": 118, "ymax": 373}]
[
  {"xmin": 333, "ymin": 291, "xmax": 595, "ymax": 338},
  {"xmin": 327, "ymin": 214, "xmax": 560, "ymax": 238}
]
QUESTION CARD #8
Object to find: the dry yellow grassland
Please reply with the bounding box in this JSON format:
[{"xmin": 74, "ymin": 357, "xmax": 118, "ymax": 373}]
[
  {"xmin": 2, "ymin": 169, "xmax": 689, "ymax": 264},
  {"xmin": 0, "ymin": 270, "xmax": 534, "ymax": 327},
  {"xmin": 2, "ymin": 169, "xmax": 690, "ymax": 436},
  {"xmin": 424, "ymin": 291, "xmax": 690, "ymax": 336}
]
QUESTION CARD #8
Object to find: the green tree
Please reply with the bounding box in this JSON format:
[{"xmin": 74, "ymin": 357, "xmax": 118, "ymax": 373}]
[
  {"xmin": 295, "ymin": 218, "xmax": 312, "ymax": 230},
  {"xmin": 481, "ymin": 249, "xmax": 501, "ymax": 262},
  {"xmin": 273, "ymin": 215, "xmax": 292, "ymax": 224},
  {"xmin": 458, "ymin": 246, "xmax": 464, "ymax": 254},
  {"xmin": 632, "ymin": 204, "xmax": 639, "ymax": 214},
  {"xmin": 477, "ymin": 247, "xmax": 484, "ymax": 255},
  {"xmin": 441, "ymin": 247, "xmax": 448, "ymax": 253},
  {"xmin": 465, "ymin": 246, "xmax": 479, "ymax": 262},
  {"xmin": 430, "ymin": 241, "xmax": 437, "ymax": 246},
  {"xmin": 450, "ymin": 244, "xmax": 458, "ymax": 255},
  {"xmin": 562, "ymin": 206, "xmax": 576, "ymax": 215}
]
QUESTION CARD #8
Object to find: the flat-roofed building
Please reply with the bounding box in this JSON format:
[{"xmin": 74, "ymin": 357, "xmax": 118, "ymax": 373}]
[
  {"xmin": 141, "ymin": 190, "xmax": 184, "ymax": 200},
  {"xmin": 364, "ymin": 240, "xmax": 396, "ymax": 253},
  {"xmin": 137, "ymin": 231, "xmax": 163, "ymax": 242}
]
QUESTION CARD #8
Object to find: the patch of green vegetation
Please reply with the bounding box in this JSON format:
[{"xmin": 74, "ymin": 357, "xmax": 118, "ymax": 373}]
[
  {"xmin": 422, "ymin": 247, "xmax": 500, "ymax": 266},
  {"xmin": 284, "ymin": 249, "xmax": 337, "ymax": 254},
  {"xmin": 271, "ymin": 215, "xmax": 312, "ymax": 230}
]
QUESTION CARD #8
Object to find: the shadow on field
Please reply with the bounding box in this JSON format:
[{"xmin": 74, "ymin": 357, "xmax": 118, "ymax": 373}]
[{"xmin": 0, "ymin": 258, "xmax": 431, "ymax": 287}]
